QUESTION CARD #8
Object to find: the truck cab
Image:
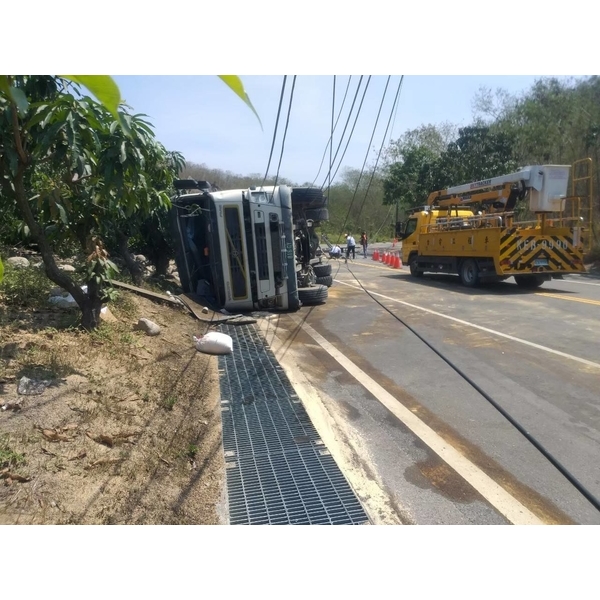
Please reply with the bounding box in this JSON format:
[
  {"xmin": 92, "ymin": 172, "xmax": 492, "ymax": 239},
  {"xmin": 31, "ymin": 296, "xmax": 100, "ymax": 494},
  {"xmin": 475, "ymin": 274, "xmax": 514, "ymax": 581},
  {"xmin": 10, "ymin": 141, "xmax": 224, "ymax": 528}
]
[{"xmin": 171, "ymin": 180, "xmax": 330, "ymax": 312}]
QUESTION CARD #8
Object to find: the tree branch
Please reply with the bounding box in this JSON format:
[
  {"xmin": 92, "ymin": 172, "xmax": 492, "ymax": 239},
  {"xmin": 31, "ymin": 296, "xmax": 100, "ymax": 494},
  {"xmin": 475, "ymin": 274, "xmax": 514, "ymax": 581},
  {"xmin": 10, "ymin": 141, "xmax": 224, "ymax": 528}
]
[{"xmin": 11, "ymin": 105, "xmax": 28, "ymax": 165}]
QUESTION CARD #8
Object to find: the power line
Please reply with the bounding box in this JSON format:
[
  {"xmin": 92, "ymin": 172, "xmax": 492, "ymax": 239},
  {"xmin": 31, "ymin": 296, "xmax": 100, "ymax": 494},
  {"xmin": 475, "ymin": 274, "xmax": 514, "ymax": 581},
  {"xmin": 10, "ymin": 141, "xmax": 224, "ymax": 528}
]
[
  {"xmin": 273, "ymin": 76, "xmax": 297, "ymax": 189},
  {"xmin": 324, "ymin": 77, "xmax": 372, "ymax": 189},
  {"xmin": 262, "ymin": 76, "xmax": 287, "ymax": 186},
  {"xmin": 337, "ymin": 76, "xmax": 391, "ymax": 239},
  {"xmin": 311, "ymin": 76, "xmax": 352, "ymax": 187},
  {"xmin": 318, "ymin": 76, "xmax": 367, "ymax": 189},
  {"xmin": 327, "ymin": 75, "xmax": 335, "ymax": 200},
  {"xmin": 355, "ymin": 76, "xmax": 404, "ymax": 225}
]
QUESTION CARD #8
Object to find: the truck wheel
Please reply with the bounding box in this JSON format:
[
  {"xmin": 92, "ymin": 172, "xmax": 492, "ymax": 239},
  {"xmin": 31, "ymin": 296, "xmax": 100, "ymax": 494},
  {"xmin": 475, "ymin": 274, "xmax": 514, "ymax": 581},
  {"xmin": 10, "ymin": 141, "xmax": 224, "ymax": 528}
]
[
  {"xmin": 459, "ymin": 259, "xmax": 479, "ymax": 287},
  {"xmin": 514, "ymin": 275, "xmax": 544, "ymax": 289},
  {"xmin": 316, "ymin": 275, "xmax": 333, "ymax": 287},
  {"xmin": 409, "ymin": 256, "xmax": 423, "ymax": 278},
  {"xmin": 298, "ymin": 284, "xmax": 328, "ymax": 305},
  {"xmin": 313, "ymin": 263, "xmax": 332, "ymax": 277}
]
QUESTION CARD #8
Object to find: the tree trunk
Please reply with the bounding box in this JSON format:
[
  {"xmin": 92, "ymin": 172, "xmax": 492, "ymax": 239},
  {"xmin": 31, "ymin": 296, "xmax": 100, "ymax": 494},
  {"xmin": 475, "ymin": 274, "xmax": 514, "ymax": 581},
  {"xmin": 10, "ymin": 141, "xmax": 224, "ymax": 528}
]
[
  {"xmin": 155, "ymin": 253, "xmax": 170, "ymax": 277},
  {"xmin": 117, "ymin": 231, "xmax": 143, "ymax": 286},
  {"xmin": 80, "ymin": 275, "xmax": 104, "ymax": 330}
]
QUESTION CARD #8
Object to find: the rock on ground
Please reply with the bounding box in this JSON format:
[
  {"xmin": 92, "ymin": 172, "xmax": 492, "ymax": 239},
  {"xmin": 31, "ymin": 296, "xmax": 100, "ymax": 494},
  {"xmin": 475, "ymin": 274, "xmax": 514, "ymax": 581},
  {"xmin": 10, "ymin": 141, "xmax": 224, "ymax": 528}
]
[
  {"xmin": 133, "ymin": 318, "xmax": 161, "ymax": 336},
  {"xmin": 6, "ymin": 257, "xmax": 30, "ymax": 269}
]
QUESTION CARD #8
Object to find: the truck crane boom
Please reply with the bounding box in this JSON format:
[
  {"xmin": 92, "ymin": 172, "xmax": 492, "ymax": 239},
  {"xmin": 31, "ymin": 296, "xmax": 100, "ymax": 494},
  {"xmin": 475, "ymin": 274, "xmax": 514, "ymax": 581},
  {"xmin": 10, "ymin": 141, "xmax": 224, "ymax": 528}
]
[{"xmin": 427, "ymin": 165, "xmax": 570, "ymax": 214}]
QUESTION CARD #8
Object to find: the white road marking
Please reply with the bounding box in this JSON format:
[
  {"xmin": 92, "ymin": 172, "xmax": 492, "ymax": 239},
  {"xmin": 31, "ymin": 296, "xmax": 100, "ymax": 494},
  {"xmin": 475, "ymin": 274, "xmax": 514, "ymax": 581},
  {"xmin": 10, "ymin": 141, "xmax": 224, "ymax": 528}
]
[
  {"xmin": 288, "ymin": 313, "xmax": 543, "ymax": 525},
  {"xmin": 335, "ymin": 279, "xmax": 600, "ymax": 370},
  {"xmin": 561, "ymin": 278, "xmax": 600, "ymax": 287}
]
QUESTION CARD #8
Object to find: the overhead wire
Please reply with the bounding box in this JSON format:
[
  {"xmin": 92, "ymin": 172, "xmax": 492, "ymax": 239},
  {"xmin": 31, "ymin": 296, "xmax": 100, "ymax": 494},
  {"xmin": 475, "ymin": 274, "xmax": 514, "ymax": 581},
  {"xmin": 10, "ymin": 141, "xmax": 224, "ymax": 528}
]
[
  {"xmin": 355, "ymin": 76, "xmax": 404, "ymax": 225},
  {"xmin": 323, "ymin": 77, "xmax": 372, "ymax": 189},
  {"xmin": 317, "ymin": 76, "xmax": 368, "ymax": 189},
  {"xmin": 337, "ymin": 76, "xmax": 391, "ymax": 240},
  {"xmin": 327, "ymin": 75, "xmax": 335, "ymax": 203},
  {"xmin": 262, "ymin": 75, "xmax": 287, "ymax": 187},
  {"xmin": 272, "ymin": 76, "xmax": 297, "ymax": 189},
  {"xmin": 310, "ymin": 76, "xmax": 352, "ymax": 187}
]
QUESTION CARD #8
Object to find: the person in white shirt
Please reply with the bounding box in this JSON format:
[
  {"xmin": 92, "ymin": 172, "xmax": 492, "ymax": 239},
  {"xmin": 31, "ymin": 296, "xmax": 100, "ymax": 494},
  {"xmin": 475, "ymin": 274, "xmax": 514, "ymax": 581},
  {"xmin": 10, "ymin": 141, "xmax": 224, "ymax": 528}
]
[
  {"xmin": 345, "ymin": 234, "xmax": 356, "ymax": 260},
  {"xmin": 329, "ymin": 245, "xmax": 342, "ymax": 259}
]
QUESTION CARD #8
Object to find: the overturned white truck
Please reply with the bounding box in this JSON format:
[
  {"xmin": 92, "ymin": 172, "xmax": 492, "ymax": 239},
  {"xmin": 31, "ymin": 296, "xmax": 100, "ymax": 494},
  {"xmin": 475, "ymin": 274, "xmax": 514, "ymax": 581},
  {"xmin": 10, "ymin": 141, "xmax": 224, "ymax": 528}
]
[{"xmin": 170, "ymin": 180, "xmax": 332, "ymax": 311}]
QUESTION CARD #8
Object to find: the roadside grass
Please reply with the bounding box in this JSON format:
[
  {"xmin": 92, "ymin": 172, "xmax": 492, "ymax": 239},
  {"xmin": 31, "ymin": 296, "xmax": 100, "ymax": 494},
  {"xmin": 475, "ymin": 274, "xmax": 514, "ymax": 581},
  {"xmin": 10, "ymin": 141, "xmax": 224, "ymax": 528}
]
[
  {"xmin": 0, "ymin": 435, "xmax": 25, "ymax": 469},
  {"xmin": 0, "ymin": 265, "xmax": 54, "ymax": 309}
]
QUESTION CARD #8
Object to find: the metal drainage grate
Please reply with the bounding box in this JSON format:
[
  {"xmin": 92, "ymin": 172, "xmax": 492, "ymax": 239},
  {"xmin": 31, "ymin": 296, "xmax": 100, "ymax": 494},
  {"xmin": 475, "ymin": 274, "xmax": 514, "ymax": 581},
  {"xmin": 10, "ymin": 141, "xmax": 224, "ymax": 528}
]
[{"xmin": 218, "ymin": 322, "xmax": 369, "ymax": 525}]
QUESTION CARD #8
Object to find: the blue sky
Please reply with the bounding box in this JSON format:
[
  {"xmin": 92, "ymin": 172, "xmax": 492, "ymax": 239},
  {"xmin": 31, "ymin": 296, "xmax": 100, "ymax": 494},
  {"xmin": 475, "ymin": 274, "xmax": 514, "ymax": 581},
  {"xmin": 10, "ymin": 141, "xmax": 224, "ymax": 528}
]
[{"xmin": 112, "ymin": 75, "xmax": 572, "ymax": 186}]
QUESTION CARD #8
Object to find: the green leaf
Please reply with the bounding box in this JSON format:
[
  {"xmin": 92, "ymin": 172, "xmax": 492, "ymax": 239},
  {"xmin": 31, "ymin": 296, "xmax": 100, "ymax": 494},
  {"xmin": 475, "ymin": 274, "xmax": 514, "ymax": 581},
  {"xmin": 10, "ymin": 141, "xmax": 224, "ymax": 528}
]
[
  {"xmin": 218, "ymin": 75, "xmax": 263, "ymax": 130},
  {"xmin": 62, "ymin": 75, "xmax": 121, "ymax": 121},
  {"xmin": 0, "ymin": 257, "xmax": 4, "ymax": 283},
  {"xmin": 9, "ymin": 86, "xmax": 29, "ymax": 116},
  {"xmin": 55, "ymin": 202, "xmax": 68, "ymax": 224},
  {"xmin": 0, "ymin": 75, "xmax": 10, "ymax": 97},
  {"xmin": 119, "ymin": 141, "xmax": 127, "ymax": 164}
]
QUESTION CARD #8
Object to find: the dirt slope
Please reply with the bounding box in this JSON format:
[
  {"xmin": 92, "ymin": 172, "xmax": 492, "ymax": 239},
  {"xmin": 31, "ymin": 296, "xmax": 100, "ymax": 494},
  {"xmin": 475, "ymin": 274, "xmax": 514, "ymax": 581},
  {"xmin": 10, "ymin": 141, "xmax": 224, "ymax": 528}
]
[{"xmin": 0, "ymin": 293, "xmax": 225, "ymax": 524}]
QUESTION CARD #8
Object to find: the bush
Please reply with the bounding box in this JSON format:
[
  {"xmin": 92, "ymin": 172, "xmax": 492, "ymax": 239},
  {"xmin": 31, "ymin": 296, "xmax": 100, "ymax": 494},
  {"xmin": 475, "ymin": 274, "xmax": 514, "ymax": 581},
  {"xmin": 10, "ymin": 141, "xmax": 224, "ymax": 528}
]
[{"xmin": 0, "ymin": 264, "xmax": 54, "ymax": 308}]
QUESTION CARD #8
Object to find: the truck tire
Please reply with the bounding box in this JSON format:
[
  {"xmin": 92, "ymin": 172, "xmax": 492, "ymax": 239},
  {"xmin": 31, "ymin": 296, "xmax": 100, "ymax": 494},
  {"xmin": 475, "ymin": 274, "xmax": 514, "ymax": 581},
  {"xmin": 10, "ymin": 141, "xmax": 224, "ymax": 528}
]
[
  {"xmin": 459, "ymin": 259, "xmax": 479, "ymax": 287},
  {"xmin": 409, "ymin": 255, "xmax": 423, "ymax": 278},
  {"xmin": 298, "ymin": 284, "xmax": 328, "ymax": 305},
  {"xmin": 316, "ymin": 275, "xmax": 333, "ymax": 287},
  {"xmin": 514, "ymin": 275, "xmax": 545, "ymax": 289},
  {"xmin": 313, "ymin": 263, "xmax": 332, "ymax": 277}
]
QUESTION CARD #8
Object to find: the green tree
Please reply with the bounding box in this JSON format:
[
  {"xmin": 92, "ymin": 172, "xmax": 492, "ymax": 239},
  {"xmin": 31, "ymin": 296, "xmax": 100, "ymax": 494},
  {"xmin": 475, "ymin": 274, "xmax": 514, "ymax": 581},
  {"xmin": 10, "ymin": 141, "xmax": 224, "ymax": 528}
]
[
  {"xmin": 0, "ymin": 76, "xmax": 182, "ymax": 327},
  {"xmin": 431, "ymin": 125, "xmax": 518, "ymax": 190},
  {"xmin": 383, "ymin": 146, "xmax": 438, "ymax": 212}
]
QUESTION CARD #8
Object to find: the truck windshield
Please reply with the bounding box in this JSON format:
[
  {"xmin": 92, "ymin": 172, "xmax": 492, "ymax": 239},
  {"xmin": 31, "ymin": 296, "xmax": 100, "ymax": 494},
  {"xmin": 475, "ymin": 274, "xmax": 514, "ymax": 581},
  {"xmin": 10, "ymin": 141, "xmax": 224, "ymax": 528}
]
[
  {"xmin": 250, "ymin": 191, "xmax": 273, "ymax": 204},
  {"xmin": 404, "ymin": 218, "xmax": 418, "ymax": 237}
]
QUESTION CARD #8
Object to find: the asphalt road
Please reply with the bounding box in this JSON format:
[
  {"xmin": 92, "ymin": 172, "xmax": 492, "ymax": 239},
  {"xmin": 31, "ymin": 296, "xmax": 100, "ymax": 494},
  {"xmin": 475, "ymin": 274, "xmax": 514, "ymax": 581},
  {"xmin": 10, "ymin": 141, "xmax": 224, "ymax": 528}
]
[{"xmin": 265, "ymin": 253, "xmax": 600, "ymax": 524}]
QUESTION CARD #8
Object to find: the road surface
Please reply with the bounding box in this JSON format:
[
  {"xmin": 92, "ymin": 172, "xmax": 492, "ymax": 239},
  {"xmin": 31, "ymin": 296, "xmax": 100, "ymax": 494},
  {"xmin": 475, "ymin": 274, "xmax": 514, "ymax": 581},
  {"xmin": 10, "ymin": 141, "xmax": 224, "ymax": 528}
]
[{"xmin": 259, "ymin": 256, "xmax": 600, "ymax": 524}]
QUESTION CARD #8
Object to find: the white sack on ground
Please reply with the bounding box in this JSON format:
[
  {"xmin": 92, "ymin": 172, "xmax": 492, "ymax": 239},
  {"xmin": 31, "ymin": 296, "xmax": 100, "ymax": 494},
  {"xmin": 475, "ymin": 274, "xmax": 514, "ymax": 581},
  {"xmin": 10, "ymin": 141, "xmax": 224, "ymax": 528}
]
[{"xmin": 193, "ymin": 332, "xmax": 233, "ymax": 355}]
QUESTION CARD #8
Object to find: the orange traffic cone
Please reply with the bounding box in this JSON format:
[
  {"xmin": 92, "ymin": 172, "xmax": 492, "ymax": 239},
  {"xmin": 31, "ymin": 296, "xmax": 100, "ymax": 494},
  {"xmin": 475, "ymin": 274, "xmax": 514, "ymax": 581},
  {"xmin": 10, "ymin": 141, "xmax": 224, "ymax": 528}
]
[
  {"xmin": 390, "ymin": 253, "xmax": 396, "ymax": 267},
  {"xmin": 394, "ymin": 254, "xmax": 400, "ymax": 269},
  {"xmin": 398, "ymin": 256, "xmax": 403, "ymax": 269},
  {"xmin": 373, "ymin": 249, "xmax": 379, "ymax": 261}
]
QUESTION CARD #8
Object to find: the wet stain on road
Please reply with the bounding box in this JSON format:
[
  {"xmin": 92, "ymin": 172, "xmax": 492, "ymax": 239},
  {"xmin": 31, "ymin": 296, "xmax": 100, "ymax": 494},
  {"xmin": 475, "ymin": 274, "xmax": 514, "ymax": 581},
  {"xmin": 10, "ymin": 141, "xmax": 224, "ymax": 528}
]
[{"xmin": 405, "ymin": 459, "xmax": 481, "ymax": 504}]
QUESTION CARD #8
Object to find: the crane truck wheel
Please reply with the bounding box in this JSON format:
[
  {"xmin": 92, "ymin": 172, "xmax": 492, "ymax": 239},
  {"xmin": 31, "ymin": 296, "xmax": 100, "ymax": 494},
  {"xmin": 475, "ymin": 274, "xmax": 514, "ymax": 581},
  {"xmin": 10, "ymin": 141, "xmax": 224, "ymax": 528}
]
[
  {"xmin": 514, "ymin": 275, "xmax": 545, "ymax": 289},
  {"xmin": 409, "ymin": 255, "xmax": 423, "ymax": 278},
  {"xmin": 298, "ymin": 284, "xmax": 328, "ymax": 305},
  {"xmin": 459, "ymin": 259, "xmax": 479, "ymax": 287}
]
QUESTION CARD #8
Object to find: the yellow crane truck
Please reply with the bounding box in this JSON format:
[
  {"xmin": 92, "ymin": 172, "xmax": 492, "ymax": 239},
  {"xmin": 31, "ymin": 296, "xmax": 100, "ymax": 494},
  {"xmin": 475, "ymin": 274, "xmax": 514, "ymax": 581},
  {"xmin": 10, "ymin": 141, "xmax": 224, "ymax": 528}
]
[{"xmin": 398, "ymin": 164, "xmax": 588, "ymax": 288}]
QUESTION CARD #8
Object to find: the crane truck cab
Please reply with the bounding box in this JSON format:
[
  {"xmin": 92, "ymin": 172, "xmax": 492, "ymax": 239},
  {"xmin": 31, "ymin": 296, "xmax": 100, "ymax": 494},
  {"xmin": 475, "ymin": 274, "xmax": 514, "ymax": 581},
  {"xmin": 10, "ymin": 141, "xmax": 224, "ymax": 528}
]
[{"xmin": 399, "ymin": 164, "xmax": 588, "ymax": 288}]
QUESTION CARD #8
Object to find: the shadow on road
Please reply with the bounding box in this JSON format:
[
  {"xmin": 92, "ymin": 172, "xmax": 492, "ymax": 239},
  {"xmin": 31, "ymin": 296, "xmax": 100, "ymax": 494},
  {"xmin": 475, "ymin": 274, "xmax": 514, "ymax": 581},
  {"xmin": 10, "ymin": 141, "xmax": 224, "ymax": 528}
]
[{"xmin": 379, "ymin": 272, "xmax": 578, "ymax": 297}]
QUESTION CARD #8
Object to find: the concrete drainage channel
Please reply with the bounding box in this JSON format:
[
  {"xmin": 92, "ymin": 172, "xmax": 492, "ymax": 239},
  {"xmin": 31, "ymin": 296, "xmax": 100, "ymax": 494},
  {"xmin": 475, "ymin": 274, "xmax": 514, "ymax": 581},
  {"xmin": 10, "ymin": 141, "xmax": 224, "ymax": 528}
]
[{"xmin": 218, "ymin": 322, "xmax": 369, "ymax": 525}]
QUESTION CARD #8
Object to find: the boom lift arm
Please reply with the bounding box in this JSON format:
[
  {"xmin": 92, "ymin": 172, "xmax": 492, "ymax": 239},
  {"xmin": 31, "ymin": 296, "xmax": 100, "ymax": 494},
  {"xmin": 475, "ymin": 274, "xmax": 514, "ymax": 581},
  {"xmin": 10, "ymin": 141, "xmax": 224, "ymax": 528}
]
[{"xmin": 426, "ymin": 165, "xmax": 570, "ymax": 214}]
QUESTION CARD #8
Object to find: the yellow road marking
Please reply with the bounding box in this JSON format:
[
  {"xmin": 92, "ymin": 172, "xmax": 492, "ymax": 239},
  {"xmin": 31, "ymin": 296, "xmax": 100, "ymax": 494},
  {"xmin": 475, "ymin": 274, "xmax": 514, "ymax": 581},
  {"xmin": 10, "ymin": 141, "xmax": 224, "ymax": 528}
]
[{"xmin": 535, "ymin": 292, "xmax": 600, "ymax": 307}]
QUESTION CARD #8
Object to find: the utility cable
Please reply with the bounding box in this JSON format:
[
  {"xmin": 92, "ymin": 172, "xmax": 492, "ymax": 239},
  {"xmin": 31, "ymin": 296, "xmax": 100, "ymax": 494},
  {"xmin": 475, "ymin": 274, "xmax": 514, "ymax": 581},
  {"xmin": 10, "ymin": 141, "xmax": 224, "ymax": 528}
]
[
  {"xmin": 273, "ymin": 76, "xmax": 297, "ymax": 190},
  {"xmin": 355, "ymin": 76, "xmax": 404, "ymax": 225},
  {"xmin": 317, "ymin": 76, "xmax": 367, "ymax": 189},
  {"xmin": 342, "ymin": 263, "xmax": 600, "ymax": 514},
  {"xmin": 337, "ymin": 76, "xmax": 391, "ymax": 240},
  {"xmin": 262, "ymin": 75, "xmax": 287, "ymax": 187},
  {"xmin": 327, "ymin": 76, "xmax": 335, "ymax": 213},
  {"xmin": 310, "ymin": 76, "xmax": 352, "ymax": 187},
  {"xmin": 324, "ymin": 77, "xmax": 372, "ymax": 189}
]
